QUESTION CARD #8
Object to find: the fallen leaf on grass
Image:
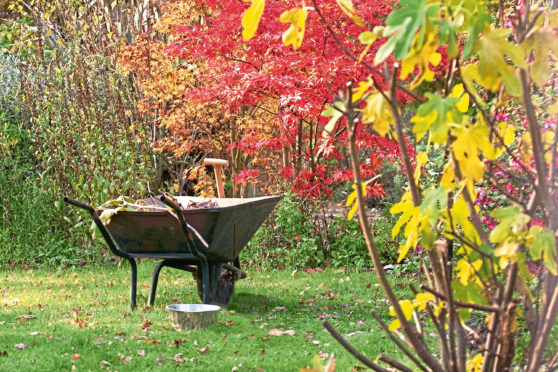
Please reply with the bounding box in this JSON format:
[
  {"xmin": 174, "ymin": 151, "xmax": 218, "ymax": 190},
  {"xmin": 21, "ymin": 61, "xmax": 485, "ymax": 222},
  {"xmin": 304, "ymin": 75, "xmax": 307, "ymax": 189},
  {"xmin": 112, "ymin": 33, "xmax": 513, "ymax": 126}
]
[
  {"xmin": 144, "ymin": 338, "xmax": 160, "ymax": 344},
  {"xmin": 100, "ymin": 360, "xmax": 110, "ymax": 366},
  {"xmin": 172, "ymin": 353, "xmax": 186, "ymax": 363},
  {"xmin": 71, "ymin": 354, "xmax": 81, "ymax": 360},
  {"xmin": 224, "ymin": 320, "xmax": 234, "ymax": 326},
  {"xmin": 352, "ymin": 366, "xmax": 365, "ymax": 371},
  {"xmin": 93, "ymin": 337, "xmax": 105, "ymax": 343},
  {"xmin": 311, "ymin": 340, "xmax": 321, "ymax": 346},
  {"xmin": 259, "ymin": 349, "xmax": 266, "ymax": 355},
  {"xmin": 141, "ymin": 320, "xmax": 153, "ymax": 330},
  {"xmin": 268, "ymin": 329, "xmax": 295, "ymax": 336},
  {"xmin": 14, "ymin": 343, "xmax": 26, "ymax": 350},
  {"xmin": 347, "ymin": 331, "xmax": 363, "ymax": 337},
  {"xmin": 1, "ymin": 351, "xmax": 8, "ymax": 357},
  {"xmin": 171, "ymin": 339, "xmax": 186, "ymax": 347},
  {"xmin": 121, "ymin": 356, "xmax": 132, "ymax": 364},
  {"xmin": 305, "ymin": 333, "xmax": 314, "ymax": 339},
  {"xmin": 197, "ymin": 347, "xmax": 210, "ymax": 354},
  {"xmin": 156, "ymin": 357, "xmax": 165, "ymax": 365},
  {"xmin": 138, "ymin": 349, "xmax": 145, "ymax": 356},
  {"xmin": 120, "ymin": 312, "xmax": 131, "ymax": 318}
]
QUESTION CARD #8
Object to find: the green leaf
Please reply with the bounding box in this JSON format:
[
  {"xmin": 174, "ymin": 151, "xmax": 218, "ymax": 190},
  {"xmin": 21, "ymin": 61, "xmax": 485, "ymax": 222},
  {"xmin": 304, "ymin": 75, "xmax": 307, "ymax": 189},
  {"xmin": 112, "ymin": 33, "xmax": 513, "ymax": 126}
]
[
  {"xmin": 420, "ymin": 186, "xmax": 447, "ymax": 214},
  {"xmin": 524, "ymin": 27, "xmax": 558, "ymax": 86},
  {"xmin": 376, "ymin": 0, "xmax": 438, "ymax": 64},
  {"xmin": 411, "ymin": 93, "xmax": 461, "ymax": 144},
  {"xmin": 489, "ymin": 206, "xmax": 530, "ymax": 244},
  {"xmin": 462, "ymin": 6, "xmax": 491, "ymax": 58},
  {"xmin": 529, "ymin": 228, "xmax": 557, "ymax": 275},
  {"xmin": 475, "ymin": 28, "xmax": 525, "ymax": 96},
  {"xmin": 436, "ymin": 19, "xmax": 458, "ymax": 59},
  {"xmin": 358, "ymin": 31, "xmax": 377, "ymax": 45}
]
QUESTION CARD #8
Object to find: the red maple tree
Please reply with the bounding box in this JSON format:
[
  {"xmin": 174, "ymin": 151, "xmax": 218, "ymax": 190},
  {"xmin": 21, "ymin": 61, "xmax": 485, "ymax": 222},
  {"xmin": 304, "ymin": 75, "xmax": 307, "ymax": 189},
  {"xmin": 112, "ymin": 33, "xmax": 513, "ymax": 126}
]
[{"xmin": 164, "ymin": 0, "xmax": 410, "ymax": 198}]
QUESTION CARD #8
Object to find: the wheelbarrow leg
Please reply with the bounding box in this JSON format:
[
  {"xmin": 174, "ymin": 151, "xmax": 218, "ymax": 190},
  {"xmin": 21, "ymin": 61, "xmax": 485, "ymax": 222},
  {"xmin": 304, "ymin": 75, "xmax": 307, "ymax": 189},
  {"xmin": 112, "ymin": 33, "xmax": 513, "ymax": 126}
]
[
  {"xmin": 128, "ymin": 258, "xmax": 137, "ymax": 309},
  {"xmin": 200, "ymin": 259, "xmax": 211, "ymax": 304},
  {"xmin": 148, "ymin": 260, "xmax": 167, "ymax": 306}
]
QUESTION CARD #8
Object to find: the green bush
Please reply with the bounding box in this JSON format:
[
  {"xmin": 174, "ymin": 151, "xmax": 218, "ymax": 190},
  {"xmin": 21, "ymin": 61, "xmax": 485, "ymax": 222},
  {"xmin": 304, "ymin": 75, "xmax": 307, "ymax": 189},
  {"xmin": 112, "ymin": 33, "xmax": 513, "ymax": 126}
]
[
  {"xmin": 0, "ymin": 1, "xmax": 162, "ymax": 267},
  {"xmin": 242, "ymin": 192, "xmax": 399, "ymax": 271},
  {"xmin": 0, "ymin": 116, "xmax": 100, "ymax": 267}
]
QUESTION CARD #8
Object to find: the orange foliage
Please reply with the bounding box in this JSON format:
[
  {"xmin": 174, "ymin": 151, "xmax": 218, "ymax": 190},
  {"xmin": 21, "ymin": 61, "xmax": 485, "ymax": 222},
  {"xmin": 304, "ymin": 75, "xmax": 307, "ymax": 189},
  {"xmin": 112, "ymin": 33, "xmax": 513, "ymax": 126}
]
[{"xmin": 119, "ymin": 1, "xmax": 283, "ymax": 196}]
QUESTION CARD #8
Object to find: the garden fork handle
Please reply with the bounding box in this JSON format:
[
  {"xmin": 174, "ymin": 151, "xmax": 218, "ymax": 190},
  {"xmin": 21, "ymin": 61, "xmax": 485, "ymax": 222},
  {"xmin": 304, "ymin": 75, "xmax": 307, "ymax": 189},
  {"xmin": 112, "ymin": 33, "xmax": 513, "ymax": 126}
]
[{"xmin": 203, "ymin": 158, "xmax": 228, "ymax": 198}]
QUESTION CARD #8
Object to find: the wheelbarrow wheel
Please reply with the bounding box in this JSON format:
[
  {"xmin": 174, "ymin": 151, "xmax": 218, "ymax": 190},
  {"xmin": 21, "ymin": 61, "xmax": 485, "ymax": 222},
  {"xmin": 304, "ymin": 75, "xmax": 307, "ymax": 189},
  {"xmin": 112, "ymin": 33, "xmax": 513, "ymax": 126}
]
[{"xmin": 194, "ymin": 263, "xmax": 236, "ymax": 307}]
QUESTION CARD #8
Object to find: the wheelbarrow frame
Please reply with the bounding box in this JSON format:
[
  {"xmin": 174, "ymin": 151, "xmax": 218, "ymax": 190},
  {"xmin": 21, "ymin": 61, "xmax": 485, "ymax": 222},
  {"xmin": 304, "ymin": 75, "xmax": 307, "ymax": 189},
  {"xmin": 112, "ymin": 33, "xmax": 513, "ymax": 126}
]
[{"xmin": 64, "ymin": 195, "xmax": 258, "ymax": 309}]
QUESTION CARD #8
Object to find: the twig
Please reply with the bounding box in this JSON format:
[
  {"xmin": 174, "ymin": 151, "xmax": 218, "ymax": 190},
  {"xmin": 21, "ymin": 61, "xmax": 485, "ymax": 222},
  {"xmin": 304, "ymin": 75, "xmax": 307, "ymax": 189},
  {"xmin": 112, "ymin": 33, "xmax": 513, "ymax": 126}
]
[
  {"xmin": 548, "ymin": 350, "xmax": 558, "ymax": 370},
  {"xmin": 371, "ymin": 312, "xmax": 430, "ymax": 372},
  {"xmin": 378, "ymin": 354, "xmax": 414, "ymax": 372},
  {"xmin": 323, "ymin": 321, "xmax": 387, "ymax": 372},
  {"xmin": 420, "ymin": 285, "xmax": 500, "ymax": 313},
  {"xmin": 309, "ymin": 0, "xmax": 424, "ymax": 103}
]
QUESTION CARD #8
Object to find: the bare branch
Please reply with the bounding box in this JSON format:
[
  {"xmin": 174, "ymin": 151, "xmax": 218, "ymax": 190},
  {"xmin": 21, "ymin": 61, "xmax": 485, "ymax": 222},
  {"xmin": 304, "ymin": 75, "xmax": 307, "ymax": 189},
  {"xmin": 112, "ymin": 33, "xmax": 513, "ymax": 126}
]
[
  {"xmin": 378, "ymin": 354, "xmax": 414, "ymax": 372},
  {"xmin": 371, "ymin": 312, "xmax": 430, "ymax": 372},
  {"xmin": 323, "ymin": 321, "xmax": 387, "ymax": 372},
  {"xmin": 420, "ymin": 285, "xmax": 500, "ymax": 313}
]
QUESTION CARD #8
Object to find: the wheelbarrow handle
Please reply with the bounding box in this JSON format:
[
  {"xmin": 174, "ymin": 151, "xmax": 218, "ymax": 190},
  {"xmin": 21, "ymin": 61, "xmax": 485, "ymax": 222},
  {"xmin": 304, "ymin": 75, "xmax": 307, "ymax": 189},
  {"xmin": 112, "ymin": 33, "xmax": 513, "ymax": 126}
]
[
  {"xmin": 159, "ymin": 195, "xmax": 181, "ymax": 212},
  {"xmin": 64, "ymin": 196, "xmax": 95, "ymax": 213},
  {"xmin": 203, "ymin": 158, "xmax": 228, "ymax": 198}
]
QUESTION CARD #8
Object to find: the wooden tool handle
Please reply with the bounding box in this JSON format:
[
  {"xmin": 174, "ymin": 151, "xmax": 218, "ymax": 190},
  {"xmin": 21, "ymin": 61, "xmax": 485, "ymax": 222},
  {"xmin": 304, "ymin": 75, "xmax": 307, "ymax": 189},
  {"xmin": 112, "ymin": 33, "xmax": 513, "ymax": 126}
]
[{"xmin": 203, "ymin": 158, "xmax": 229, "ymax": 198}]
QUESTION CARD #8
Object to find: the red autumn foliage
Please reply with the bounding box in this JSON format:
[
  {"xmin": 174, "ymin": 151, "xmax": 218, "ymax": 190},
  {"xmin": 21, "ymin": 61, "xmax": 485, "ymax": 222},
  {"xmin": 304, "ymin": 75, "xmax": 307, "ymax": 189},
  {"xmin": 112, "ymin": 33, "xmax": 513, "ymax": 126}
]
[{"xmin": 126, "ymin": 0, "xmax": 416, "ymax": 198}]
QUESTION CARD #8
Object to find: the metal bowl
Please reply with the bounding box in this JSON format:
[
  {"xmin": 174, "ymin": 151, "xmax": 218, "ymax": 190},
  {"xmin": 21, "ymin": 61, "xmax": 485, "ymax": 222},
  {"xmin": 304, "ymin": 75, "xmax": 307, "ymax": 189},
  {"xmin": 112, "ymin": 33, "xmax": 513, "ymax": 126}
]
[{"xmin": 166, "ymin": 304, "xmax": 221, "ymax": 330}]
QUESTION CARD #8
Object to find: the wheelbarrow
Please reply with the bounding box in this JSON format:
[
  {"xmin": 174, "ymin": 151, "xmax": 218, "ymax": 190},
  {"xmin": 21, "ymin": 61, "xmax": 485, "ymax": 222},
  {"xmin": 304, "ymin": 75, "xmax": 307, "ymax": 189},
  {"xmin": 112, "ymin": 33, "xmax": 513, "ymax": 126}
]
[{"xmin": 64, "ymin": 159, "xmax": 281, "ymax": 309}]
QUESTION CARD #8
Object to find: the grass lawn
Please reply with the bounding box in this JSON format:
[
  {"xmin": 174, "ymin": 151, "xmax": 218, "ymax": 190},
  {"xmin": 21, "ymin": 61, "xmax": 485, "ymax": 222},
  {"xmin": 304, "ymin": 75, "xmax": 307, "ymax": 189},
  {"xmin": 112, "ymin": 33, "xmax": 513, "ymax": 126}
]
[{"xmin": 0, "ymin": 261, "xmax": 423, "ymax": 371}]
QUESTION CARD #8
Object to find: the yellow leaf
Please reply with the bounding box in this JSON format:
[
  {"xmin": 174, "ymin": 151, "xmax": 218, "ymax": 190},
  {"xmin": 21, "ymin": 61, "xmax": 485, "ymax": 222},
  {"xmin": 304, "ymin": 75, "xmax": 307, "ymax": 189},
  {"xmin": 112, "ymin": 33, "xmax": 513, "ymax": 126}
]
[
  {"xmin": 336, "ymin": 0, "xmax": 364, "ymax": 26},
  {"xmin": 433, "ymin": 301, "xmax": 444, "ymax": 316},
  {"xmin": 388, "ymin": 319, "xmax": 401, "ymax": 331},
  {"xmin": 449, "ymin": 197, "xmax": 480, "ymax": 244},
  {"xmin": 390, "ymin": 192, "xmax": 415, "ymax": 237},
  {"xmin": 388, "ymin": 300, "xmax": 414, "ymax": 330},
  {"xmin": 361, "ymin": 93, "xmax": 393, "ymax": 136},
  {"xmin": 414, "ymin": 151, "xmax": 428, "ymax": 183},
  {"xmin": 400, "ymin": 31, "xmax": 440, "ymax": 89},
  {"xmin": 467, "ymin": 353, "xmax": 483, "ymax": 372},
  {"xmin": 495, "ymin": 240, "xmax": 519, "ymax": 263},
  {"xmin": 413, "ymin": 292, "xmax": 434, "ymax": 311},
  {"xmin": 453, "ymin": 89, "xmax": 469, "ymax": 113},
  {"xmin": 411, "ymin": 110, "xmax": 437, "ymax": 142},
  {"xmin": 280, "ymin": 8, "xmax": 307, "ymax": 50},
  {"xmin": 400, "ymin": 300, "xmax": 414, "ymax": 320},
  {"xmin": 452, "ymin": 117, "xmax": 497, "ymax": 182},
  {"xmin": 475, "ymin": 27, "xmax": 525, "ymax": 96},
  {"xmin": 456, "ymin": 258, "xmax": 483, "ymax": 285},
  {"xmin": 347, "ymin": 202, "xmax": 358, "ymax": 221},
  {"xmin": 440, "ymin": 161, "xmax": 455, "ymax": 189},
  {"xmin": 345, "ymin": 182, "xmax": 367, "ymax": 220},
  {"xmin": 242, "ymin": 0, "xmax": 266, "ymax": 41},
  {"xmin": 352, "ymin": 81, "xmax": 370, "ymax": 102}
]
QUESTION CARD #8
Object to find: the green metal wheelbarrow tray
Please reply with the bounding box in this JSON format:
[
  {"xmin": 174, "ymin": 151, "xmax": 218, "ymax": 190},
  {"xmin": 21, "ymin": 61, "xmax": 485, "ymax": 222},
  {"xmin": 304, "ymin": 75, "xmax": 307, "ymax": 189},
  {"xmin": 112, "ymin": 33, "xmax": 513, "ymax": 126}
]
[{"xmin": 64, "ymin": 194, "xmax": 281, "ymax": 309}]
